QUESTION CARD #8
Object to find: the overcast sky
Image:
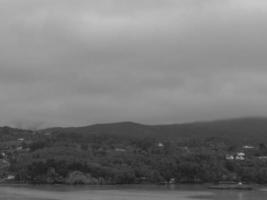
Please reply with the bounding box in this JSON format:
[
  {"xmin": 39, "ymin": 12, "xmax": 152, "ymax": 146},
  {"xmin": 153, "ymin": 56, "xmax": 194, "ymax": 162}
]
[{"xmin": 1, "ymin": 0, "xmax": 267, "ymax": 128}]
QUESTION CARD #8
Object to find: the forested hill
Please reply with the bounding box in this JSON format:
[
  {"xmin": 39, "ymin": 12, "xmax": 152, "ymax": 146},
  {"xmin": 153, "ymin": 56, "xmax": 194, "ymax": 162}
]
[
  {"xmin": 1, "ymin": 117, "xmax": 267, "ymax": 184},
  {"xmin": 43, "ymin": 117, "xmax": 267, "ymax": 143}
]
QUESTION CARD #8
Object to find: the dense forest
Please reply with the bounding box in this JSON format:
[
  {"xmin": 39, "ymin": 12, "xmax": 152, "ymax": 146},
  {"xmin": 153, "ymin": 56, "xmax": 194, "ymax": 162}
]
[{"xmin": 1, "ymin": 118, "xmax": 267, "ymax": 184}]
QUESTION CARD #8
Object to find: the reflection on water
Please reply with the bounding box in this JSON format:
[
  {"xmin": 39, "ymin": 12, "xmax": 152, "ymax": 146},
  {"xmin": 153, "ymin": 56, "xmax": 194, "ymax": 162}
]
[{"xmin": 0, "ymin": 185, "xmax": 266, "ymax": 200}]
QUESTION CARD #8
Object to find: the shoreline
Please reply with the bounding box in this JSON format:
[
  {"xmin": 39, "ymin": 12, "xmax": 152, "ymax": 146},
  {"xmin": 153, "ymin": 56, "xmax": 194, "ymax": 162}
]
[{"xmin": 0, "ymin": 182, "xmax": 266, "ymax": 186}]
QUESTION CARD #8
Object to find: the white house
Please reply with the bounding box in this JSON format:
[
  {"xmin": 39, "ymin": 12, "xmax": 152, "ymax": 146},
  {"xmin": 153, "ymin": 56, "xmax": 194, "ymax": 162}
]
[
  {"xmin": 235, "ymin": 152, "xmax": 245, "ymax": 160},
  {"xmin": 225, "ymin": 154, "xmax": 234, "ymax": 160}
]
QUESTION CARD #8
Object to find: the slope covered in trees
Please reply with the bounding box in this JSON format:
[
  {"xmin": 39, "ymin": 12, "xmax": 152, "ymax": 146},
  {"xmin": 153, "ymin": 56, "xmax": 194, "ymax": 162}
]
[{"xmin": 0, "ymin": 117, "xmax": 267, "ymax": 184}]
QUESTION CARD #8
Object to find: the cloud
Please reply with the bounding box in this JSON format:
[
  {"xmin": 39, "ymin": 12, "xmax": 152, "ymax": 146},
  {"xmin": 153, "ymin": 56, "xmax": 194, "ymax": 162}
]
[{"xmin": 0, "ymin": 0, "xmax": 267, "ymax": 127}]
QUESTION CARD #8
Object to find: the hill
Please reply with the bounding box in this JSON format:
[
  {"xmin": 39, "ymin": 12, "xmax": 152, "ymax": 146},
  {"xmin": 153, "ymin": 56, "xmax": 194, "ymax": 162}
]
[
  {"xmin": 1, "ymin": 117, "xmax": 267, "ymax": 184},
  {"xmin": 43, "ymin": 117, "xmax": 267, "ymax": 143}
]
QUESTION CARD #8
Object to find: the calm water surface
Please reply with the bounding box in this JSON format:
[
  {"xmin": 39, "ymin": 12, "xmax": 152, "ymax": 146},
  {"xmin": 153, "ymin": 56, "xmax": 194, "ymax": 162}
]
[{"xmin": 0, "ymin": 184, "xmax": 266, "ymax": 200}]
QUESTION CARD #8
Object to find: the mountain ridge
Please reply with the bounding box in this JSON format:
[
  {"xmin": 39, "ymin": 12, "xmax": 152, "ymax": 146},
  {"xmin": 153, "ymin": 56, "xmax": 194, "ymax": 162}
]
[{"xmin": 37, "ymin": 117, "xmax": 267, "ymax": 143}]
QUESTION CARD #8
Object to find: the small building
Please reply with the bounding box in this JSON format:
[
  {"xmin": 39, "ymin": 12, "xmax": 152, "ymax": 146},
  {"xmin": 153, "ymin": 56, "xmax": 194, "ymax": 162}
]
[
  {"xmin": 169, "ymin": 178, "xmax": 176, "ymax": 184},
  {"xmin": 235, "ymin": 152, "xmax": 245, "ymax": 160},
  {"xmin": 16, "ymin": 146, "xmax": 23, "ymax": 151},
  {"xmin": 225, "ymin": 154, "xmax": 235, "ymax": 160},
  {"xmin": 242, "ymin": 145, "xmax": 255, "ymax": 149},
  {"xmin": 7, "ymin": 175, "xmax": 15, "ymax": 180},
  {"xmin": 257, "ymin": 156, "xmax": 267, "ymax": 160},
  {"xmin": 17, "ymin": 138, "xmax": 24, "ymax": 142},
  {"xmin": 157, "ymin": 142, "xmax": 164, "ymax": 148}
]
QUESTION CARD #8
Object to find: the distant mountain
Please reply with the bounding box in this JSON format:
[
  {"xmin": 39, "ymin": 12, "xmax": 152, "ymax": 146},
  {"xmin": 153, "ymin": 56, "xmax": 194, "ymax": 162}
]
[
  {"xmin": 42, "ymin": 117, "xmax": 267, "ymax": 144},
  {"xmin": 44, "ymin": 122, "xmax": 158, "ymax": 139}
]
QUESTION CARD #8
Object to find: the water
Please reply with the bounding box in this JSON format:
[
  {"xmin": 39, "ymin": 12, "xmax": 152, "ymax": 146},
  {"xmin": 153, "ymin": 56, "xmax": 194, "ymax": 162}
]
[{"xmin": 0, "ymin": 184, "xmax": 266, "ymax": 200}]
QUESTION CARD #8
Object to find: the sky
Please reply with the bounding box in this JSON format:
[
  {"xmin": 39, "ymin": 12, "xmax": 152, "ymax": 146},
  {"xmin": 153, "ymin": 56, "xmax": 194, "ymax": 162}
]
[{"xmin": 1, "ymin": 0, "xmax": 267, "ymax": 128}]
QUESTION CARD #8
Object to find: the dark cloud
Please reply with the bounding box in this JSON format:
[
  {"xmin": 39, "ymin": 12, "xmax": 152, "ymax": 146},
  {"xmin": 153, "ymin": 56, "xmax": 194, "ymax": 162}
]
[{"xmin": 1, "ymin": 0, "xmax": 267, "ymax": 128}]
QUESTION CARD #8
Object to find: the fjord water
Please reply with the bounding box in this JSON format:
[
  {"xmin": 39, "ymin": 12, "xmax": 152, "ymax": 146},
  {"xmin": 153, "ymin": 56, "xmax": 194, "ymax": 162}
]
[{"xmin": 0, "ymin": 185, "xmax": 266, "ymax": 200}]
